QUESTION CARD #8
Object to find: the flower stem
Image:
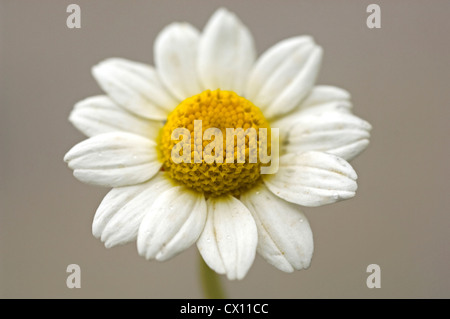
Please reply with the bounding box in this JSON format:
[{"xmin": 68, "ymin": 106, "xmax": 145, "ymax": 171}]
[{"xmin": 199, "ymin": 254, "xmax": 226, "ymax": 299}]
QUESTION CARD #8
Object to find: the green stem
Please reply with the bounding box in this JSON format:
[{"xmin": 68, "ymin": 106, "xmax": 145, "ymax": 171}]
[{"xmin": 199, "ymin": 254, "xmax": 226, "ymax": 299}]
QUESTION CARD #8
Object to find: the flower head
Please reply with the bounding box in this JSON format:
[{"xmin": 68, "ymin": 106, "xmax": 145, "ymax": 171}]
[{"xmin": 65, "ymin": 8, "xmax": 371, "ymax": 280}]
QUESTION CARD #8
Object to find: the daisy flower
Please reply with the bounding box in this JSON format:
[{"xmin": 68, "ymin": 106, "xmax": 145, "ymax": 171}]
[{"xmin": 64, "ymin": 8, "xmax": 371, "ymax": 280}]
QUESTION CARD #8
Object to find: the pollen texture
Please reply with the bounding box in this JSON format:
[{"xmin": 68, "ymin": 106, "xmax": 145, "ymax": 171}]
[{"xmin": 159, "ymin": 89, "xmax": 270, "ymax": 197}]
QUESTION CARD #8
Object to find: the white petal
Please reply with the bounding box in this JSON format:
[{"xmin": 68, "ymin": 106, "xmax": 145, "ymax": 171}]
[
  {"xmin": 92, "ymin": 58, "xmax": 178, "ymax": 120},
  {"xmin": 155, "ymin": 23, "xmax": 202, "ymax": 101},
  {"xmin": 64, "ymin": 132, "xmax": 161, "ymax": 187},
  {"xmin": 197, "ymin": 195, "xmax": 257, "ymax": 280},
  {"xmin": 301, "ymin": 85, "xmax": 351, "ymax": 106},
  {"xmin": 246, "ymin": 36, "xmax": 313, "ymax": 101},
  {"xmin": 285, "ymin": 112, "xmax": 372, "ymax": 161},
  {"xmin": 271, "ymin": 85, "xmax": 353, "ymax": 141},
  {"xmin": 245, "ymin": 36, "xmax": 322, "ymax": 118},
  {"xmin": 263, "ymin": 151, "xmax": 358, "ymax": 207},
  {"xmin": 198, "ymin": 8, "xmax": 256, "ymax": 94},
  {"xmin": 69, "ymin": 95, "xmax": 162, "ymax": 139},
  {"xmin": 137, "ymin": 187, "xmax": 207, "ymax": 261},
  {"xmin": 92, "ymin": 172, "xmax": 173, "ymax": 247},
  {"xmin": 241, "ymin": 183, "xmax": 313, "ymax": 272}
]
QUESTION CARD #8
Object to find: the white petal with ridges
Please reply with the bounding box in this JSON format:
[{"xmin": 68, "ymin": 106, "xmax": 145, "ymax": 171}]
[
  {"xmin": 92, "ymin": 58, "xmax": 178, "ymax": 120},
  {"xmin": 245, "ymin": 36, "xmax": 322, "ymax": 118},
  {"xmin": 241, "ymin": 183, "xmax": 313, "ymax": 272},
  {"xmin": 271, "ymin": 85, "xmax": 353, "ymax": 141},
  {"xmin": 197, "ymin": 195, "xmax": 257, "ymax": 280},
  {"xmin": 246, "ymin": 36, "xmax": 313, "ymax": 101},
  {"xmin": 69, "ymin": 95, "xmax": 162, "ymax": 139},
  {"xmin": 137, "ymin": 187, "xmax": 207, "ymax": 261},
  {"xmin": 285, "ymin": 112, "xmax": 372, "ymax": 161},
  {"xmin": 155, "ymin": 23, "xmax": 202, "ymax": 101},
  {"xmin": 301, "ymin": 85, "xmax": 351, "ymax": 106},
  {"xmin": 92, "ymin": 172, "xmax": 173, "ymax": 247},
  {"xmin": 263, "ymin": 151, "xmax": 358, "ymax": 207},
  {"xmin": 64, "ymin": 132, "xmax": 161, "ymax": 187},
  {"xmin": 198, "ymin": 8, "xmax": 256, "ymax": 94}
]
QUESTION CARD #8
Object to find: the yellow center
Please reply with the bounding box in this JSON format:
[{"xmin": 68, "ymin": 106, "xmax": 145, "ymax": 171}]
[{"xmin": 159, "ymin": 89, "xmax": 270, "ymax": 197}]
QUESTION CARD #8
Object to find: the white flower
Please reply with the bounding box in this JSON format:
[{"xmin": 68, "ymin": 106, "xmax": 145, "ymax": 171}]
[{"xmin": 64, "ymin": 8, "xmax": 371, "ymax": 280}]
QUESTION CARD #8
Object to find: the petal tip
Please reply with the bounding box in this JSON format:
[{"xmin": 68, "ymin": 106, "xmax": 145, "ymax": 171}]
[
  {"xmin": 103, "ymin": 241, "xmax": 114, "ymax": 249},
  {"xmin": 90, "ymin": 58, "xmax": 124, "ymax": 80},
  {"xmin": 63, "ymin": 148, "xmax": 74, "ymax": 163}
]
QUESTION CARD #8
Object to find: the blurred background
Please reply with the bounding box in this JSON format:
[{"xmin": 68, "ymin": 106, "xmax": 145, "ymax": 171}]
[{"xmin": 1, "ymin": 0, "xmax": 449, "ymax": 298}]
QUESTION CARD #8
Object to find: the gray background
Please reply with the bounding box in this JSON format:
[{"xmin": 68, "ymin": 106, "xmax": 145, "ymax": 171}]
[{"xmin": 1, "ymin": 0, "xmax": 449, "ymax": 298}]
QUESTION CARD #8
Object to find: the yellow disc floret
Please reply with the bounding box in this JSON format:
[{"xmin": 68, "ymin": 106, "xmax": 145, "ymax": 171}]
[{"xmin": 159, "ymin": 89, "xmax": 270, "ymax": 197}]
